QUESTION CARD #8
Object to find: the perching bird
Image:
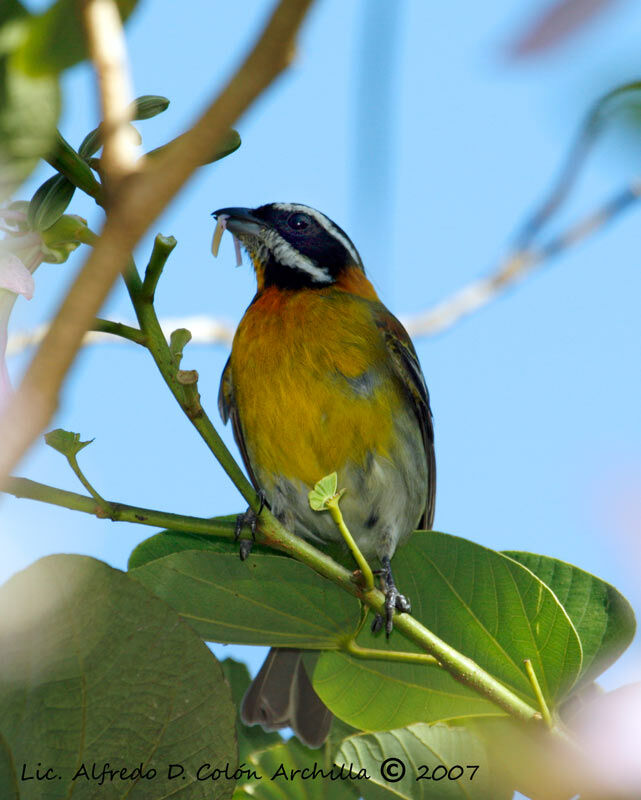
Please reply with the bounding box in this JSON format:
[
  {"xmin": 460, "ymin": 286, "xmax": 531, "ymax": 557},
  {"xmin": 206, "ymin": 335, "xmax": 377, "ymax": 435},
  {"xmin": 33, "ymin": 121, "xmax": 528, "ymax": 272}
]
[{"xmin": 213, "ymin": 202, "xmax": 435, "ymax": 747}]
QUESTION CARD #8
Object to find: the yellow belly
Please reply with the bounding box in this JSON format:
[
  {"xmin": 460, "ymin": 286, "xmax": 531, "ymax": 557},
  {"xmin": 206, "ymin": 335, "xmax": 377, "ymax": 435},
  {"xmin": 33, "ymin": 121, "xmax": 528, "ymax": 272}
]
[{"xmin": 231, "ymin": 288, "xmax": 400, "ymax": 489}]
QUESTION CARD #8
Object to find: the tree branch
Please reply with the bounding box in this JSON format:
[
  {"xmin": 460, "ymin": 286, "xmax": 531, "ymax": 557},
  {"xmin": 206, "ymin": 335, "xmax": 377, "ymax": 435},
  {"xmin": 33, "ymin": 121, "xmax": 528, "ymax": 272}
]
[{"xmin": 0, "ymin": 0, "xmax": 315, "ymax": 482}]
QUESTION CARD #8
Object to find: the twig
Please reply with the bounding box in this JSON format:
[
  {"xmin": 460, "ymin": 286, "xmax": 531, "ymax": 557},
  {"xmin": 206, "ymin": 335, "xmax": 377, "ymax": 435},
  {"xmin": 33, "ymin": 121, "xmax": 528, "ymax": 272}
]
[
  {"xmin": 0, "ymin": 0, "xmax": 315, "ymax": 483},
  {"xmin": 404, "ymin": 180, "xmax": 641, "ymax": 338},
  {"xmin": 121, "ymin": 254, "xmax": 257, "ymax": 507},
  {"xmin": 81, "ymin": 0, "xmax": 139, "ymax": 186},
  {"xmin": 2, "ymin": 475, "xmax": 238, "ymax": 533}
]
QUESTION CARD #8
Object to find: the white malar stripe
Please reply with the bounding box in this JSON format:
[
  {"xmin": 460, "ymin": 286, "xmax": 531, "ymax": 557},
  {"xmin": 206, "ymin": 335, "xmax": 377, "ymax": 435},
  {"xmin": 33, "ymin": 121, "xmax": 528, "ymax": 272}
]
[
  {"xmin": 263, "ymin": 229, "xmax": 333, "ymax": 283},
  {"xmin": 271, "ymin": 202, "xmax": 362, "ymax": 267}
]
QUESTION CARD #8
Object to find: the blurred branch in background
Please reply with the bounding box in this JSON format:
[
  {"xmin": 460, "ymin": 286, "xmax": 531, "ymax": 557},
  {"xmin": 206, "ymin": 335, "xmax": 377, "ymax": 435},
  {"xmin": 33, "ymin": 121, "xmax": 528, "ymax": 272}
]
[
  {"xmin": 505, "ymin": 0, "xmax": 626, "ymax": 60},
  {"xmin": 0, "ymin": 0, "xmax": 315, "ymax": 482},
  {"xmin": 7, "ymin": 173, "xmax": 640, "ymax": 355}
]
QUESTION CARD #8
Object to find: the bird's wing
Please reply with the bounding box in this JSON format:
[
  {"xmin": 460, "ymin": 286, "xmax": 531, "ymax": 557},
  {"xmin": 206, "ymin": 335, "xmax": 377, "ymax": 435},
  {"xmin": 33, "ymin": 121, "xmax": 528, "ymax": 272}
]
[
  {"xmin": 218, "ymin": 355, "xmax": 262, "ymax": 492},
  {"xmin": 374, "ymin": 308, "xmax": 436, "ymax": 529}
]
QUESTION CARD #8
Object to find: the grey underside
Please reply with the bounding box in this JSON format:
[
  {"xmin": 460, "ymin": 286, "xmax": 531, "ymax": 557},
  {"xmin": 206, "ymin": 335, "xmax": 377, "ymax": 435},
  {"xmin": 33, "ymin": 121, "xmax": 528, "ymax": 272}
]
[{"xmin": 254, "ymin": 407, "xmax": 427, "ymax": 564}]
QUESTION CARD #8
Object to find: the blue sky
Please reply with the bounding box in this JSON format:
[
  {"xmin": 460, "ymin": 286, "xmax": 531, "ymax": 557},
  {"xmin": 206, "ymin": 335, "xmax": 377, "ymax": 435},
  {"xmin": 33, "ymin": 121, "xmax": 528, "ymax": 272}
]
[{"xmin": 3, "ymin": 0, "xmax": 641, "ymax": 701}]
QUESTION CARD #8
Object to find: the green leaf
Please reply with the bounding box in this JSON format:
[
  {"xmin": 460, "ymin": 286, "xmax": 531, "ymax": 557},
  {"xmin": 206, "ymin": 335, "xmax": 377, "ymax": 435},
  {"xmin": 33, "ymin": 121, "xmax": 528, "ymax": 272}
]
[
  {"xmin": 0, "ymin": 555, "xmax": 237, "ymax": 800},
  {"xmin": 27, "ymin": 172, "xmax": 74, "ymax": 230},
  {"xmin": 44, "ymin": 427, "xmax": 92, "ymax": 457},
  {"xmin": 16, "ymin": 0, "xmax": 138, "ymax": 76},
  {"xmin": 504, "ymin": 551, "xmax": 636, "ymax": 688},
  {"xmin": 220, "ymin": 658, "xmax": 282, "ymax": 762},
  {"xmin": 336, "ymin": 723, "xmax": 513, "ymax": 800},
  {"xmin": 309, "ymin": 472, "xmax": 338, "ymax": 510},
  {"xmin": 312, "ymin": 532, "xmax": 582, "ymax": 730},
  {"xmin": 130, "ymin": 550, "xmax": 361, "ymax": 648},
  {"xmin": 0, "ymin": 53, "xmax": 60, "ymax": 202},
  {"xmin": 0, "ymin": 731, "xmax": 19, "ymax": 800},
  {"xmin": 146, "ymin": 128, "xmax": 241, "ymax": 165},
  {"xmin": 233, "ymin": 738, "xmax": 360, "ymax": 800}
]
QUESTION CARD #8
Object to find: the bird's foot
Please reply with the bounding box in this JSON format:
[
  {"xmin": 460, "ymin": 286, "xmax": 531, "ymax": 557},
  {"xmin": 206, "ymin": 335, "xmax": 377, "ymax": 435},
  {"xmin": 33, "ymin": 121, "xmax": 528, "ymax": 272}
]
[
  {"xmin": 235, "ymin": 490, "xmax": 266, "ymax": 561},
  {"xmin": 371, "ymin": 555, "xmax": 411, "ymax": 637}
]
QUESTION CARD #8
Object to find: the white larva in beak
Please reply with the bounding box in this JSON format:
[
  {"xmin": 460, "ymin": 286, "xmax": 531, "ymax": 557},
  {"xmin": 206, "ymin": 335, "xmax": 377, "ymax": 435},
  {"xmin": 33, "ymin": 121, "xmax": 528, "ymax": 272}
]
[
  {"xmin": 211, "ymin": 214, "xmax": 243, "ymax": 267},
  {"xmin": 211, "ymin": 215, "xmax": 228, "ymax": 257}
]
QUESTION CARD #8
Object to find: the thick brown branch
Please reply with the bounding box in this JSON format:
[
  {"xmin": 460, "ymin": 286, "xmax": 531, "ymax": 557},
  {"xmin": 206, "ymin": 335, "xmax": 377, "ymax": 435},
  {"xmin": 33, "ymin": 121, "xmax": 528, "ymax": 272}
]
[{"xmin": 0, "ymin": 0, "xmax": 315, "ymax": 481}]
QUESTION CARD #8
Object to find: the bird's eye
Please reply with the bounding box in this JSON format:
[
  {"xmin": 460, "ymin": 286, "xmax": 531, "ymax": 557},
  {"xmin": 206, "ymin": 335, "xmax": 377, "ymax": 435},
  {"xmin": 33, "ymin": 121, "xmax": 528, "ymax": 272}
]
[{"xmin": 288, "ymin": 212, "xmax": 311, "ymax": 231}]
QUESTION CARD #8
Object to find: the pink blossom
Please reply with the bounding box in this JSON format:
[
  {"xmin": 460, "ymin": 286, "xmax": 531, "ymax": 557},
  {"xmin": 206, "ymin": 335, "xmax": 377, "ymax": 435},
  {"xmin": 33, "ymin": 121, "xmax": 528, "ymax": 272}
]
[{"xmin": 0, "ymin": 253, "xmax": 35, "ymax": 405}]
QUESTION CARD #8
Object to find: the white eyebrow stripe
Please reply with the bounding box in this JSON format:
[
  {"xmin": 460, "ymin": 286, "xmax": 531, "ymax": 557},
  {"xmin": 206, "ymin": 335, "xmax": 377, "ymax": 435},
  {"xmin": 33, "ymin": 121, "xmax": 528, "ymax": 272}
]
[
  {"xmin": 271, "ymin": 202, "xmax": 361, "ymax": 267},
  {"xmin": 263, "ymin": 228, "xmax": 332, "ymax": 283}
]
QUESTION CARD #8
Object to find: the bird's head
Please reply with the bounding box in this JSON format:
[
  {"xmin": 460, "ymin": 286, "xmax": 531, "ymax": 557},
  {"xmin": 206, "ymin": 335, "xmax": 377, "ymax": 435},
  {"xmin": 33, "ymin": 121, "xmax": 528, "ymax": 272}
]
[{"xmin": 211, "ymin": 202, "xmax": 365, "ymax": 291}]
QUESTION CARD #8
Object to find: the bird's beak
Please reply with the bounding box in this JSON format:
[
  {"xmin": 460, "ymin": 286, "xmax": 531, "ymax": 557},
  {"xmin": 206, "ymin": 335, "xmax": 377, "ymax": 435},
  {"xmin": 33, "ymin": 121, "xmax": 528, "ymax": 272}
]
[{"xmin": 212, "ymin": 207, "xmax": 264, "ymax": 237}]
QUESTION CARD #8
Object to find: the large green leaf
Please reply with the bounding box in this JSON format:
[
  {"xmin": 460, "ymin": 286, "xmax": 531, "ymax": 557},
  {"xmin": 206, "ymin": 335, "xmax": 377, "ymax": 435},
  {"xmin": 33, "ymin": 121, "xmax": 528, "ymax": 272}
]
[
  {"xmin": 220, "ymin": 657, "xmax": 282, "ymax": 763},
  {"xmin": 336, "ymin": 723, "xmax": 513, "ymax": 800},
  {"xmin": 0, "ymin": 53, "xmax": 60, "ymax": 201},
  {"xmin": 233, "ymin": 738, "xmax": 360, "ymax": 800},
  {"xmin": 130, "ymin": 550, "xmax": 361, "ymax": 648},
  {"xmin": 312, "ymin": 532, "xmax": 582, "ymax": 730},
  {"xmin": 0, "ymin": 732, "xmax": 19, "ymax": 800},
  {"xmin": 16, "ymin": 0, "xmax": 138, "ymax": 76},
  {"xmin": 0, "ymin": 555, "xmax": 237, "ymax": 800},
  {"xmin": 504, "ymin": 551, "xmax": 636, "ymax": 687}
]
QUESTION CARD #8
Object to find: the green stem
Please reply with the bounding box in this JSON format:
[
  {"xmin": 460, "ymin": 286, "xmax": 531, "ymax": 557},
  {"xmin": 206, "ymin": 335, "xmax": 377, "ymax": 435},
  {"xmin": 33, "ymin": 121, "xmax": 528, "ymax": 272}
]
[
  {"xmin": 122, "ymin": 254, "xmax": 258, "ymax": 509},
  {"xmin": 92, "ymin": 318, "xmax": 146, "ymax": 345},
  {"xmin": 3, "ymin": 476, "xmax": 237, "ymax": 535},
  {"xmin": 48, "ymin": 132, "xmax": 104, "ymax": 202},
  {"xmin": 325, "ymin": 494, "xmax": 374, "ymax": 590},
  {"xmin": 141, "ymin": 235, "xmax": 177, "ymax": 302},
  {"xmin": 66, "ymin": 453, "xmax": 110, "ymax": 515},
  {"xmin": 343, "ymin": 638, "xmax": 439, "ymax": 667},
  {"xmin": 524, "ymin": 659, "xmax": 553, "ymax": 729}
]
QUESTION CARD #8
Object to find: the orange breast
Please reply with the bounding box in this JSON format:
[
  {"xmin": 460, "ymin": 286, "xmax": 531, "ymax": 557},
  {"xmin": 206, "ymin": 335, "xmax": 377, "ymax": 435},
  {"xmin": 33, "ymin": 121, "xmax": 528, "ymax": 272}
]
[{"xmin": 231, "ymin": 286, "xmax": 402, "ymax": 488}]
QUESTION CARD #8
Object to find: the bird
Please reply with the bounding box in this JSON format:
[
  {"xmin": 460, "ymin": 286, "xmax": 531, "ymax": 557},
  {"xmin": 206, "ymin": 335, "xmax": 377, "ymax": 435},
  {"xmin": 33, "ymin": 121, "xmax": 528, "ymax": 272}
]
[{"xmin": 213, "ymin": 202, "xmax": 435, "ymax": 748}]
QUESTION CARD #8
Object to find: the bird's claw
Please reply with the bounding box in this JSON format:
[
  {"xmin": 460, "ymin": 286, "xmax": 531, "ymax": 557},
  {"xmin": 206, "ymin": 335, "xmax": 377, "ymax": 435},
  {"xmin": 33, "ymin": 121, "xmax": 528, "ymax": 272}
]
[
  {"xmin": 373, "ymin": 555, "xmax": 411, "ymax": 637},
  {"xmin": 235, "ymin": 490, "xmax": 267, "ymax": 561}
]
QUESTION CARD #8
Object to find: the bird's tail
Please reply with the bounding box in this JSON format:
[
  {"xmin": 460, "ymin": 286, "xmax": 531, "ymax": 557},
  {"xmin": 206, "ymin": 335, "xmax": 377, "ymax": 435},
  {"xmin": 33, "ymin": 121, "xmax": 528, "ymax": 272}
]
[{"xmin": 240, "ymin": 647, "xmax": 333, "ymax": 748}]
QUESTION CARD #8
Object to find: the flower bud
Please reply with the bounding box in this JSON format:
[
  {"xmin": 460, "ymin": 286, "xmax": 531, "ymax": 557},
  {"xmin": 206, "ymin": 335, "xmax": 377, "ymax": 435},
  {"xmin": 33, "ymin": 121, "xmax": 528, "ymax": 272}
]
[{"xmin": 27, "ymin": 174, "xmax": 76, "ymax": 231}]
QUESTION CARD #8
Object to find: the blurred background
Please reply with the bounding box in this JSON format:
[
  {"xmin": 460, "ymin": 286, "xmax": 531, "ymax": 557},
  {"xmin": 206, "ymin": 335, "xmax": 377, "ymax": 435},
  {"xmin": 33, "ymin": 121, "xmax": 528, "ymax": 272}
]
[{"xmin": 2, "ymin": 0, "xmax": 640, "ymax": 700}]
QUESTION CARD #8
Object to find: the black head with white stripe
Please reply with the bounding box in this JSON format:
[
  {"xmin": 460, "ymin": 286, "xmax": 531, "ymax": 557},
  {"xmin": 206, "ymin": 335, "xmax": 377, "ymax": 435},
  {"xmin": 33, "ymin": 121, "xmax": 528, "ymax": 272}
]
[{"xmin": 212, "ymin": 202, "xmax": 364, "ymax": 290}]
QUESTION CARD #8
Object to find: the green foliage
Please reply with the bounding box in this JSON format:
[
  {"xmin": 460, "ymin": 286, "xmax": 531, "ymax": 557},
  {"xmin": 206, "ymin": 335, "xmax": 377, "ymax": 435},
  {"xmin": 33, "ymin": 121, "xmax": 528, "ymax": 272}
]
[
  {"xmin": 146, "ymin": 127, "xmax": 242, "ymax": 164},
  {"xmin": 234, "ymin": 738, "xmax": 360, "ymax": 800},
  {"xmin": 130, "ymin": 550, "xmax": 361, "ymax": 647},
  {"xmin": 0, "ymin": 53, "xmax": 60, "ymax": 202},
  {"xmin": 0, "ymin": 733, "xmax": 19, "ymax": 800},
  {"xmin": 309, "ymin": 472, "xmax": 339, "ymax": 510},
  {"xmin": 27, "ymin": 173, "xmax": 75, "ymax": 230},
  {"xmin": 504, "ymin": 551, "xmax": 636, "ymax": 687},
  {"xmin": 15, "ymin": 0, "xmax": 139, "ymax": 76},
  {"xmin": 78, "ymin": 94, "xmax": 170, "ymax": 158},
  {"xmin": 220, "ymin": 658, "xmax": 282, "ymax": 762},
  {"xmin": 0, "ymin": 555, "xmax": 237, "ymax": 800},
  {"xmin": 336, "ymin": 724, "xmax": 512, "ymax": 800},
  {"xmin": 44, "ymin": 427, "xmax": 93, "ymax": 457},
  {"xmin": 309, "ymin": 531, "xmax": 582, "ymax": 731}
]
